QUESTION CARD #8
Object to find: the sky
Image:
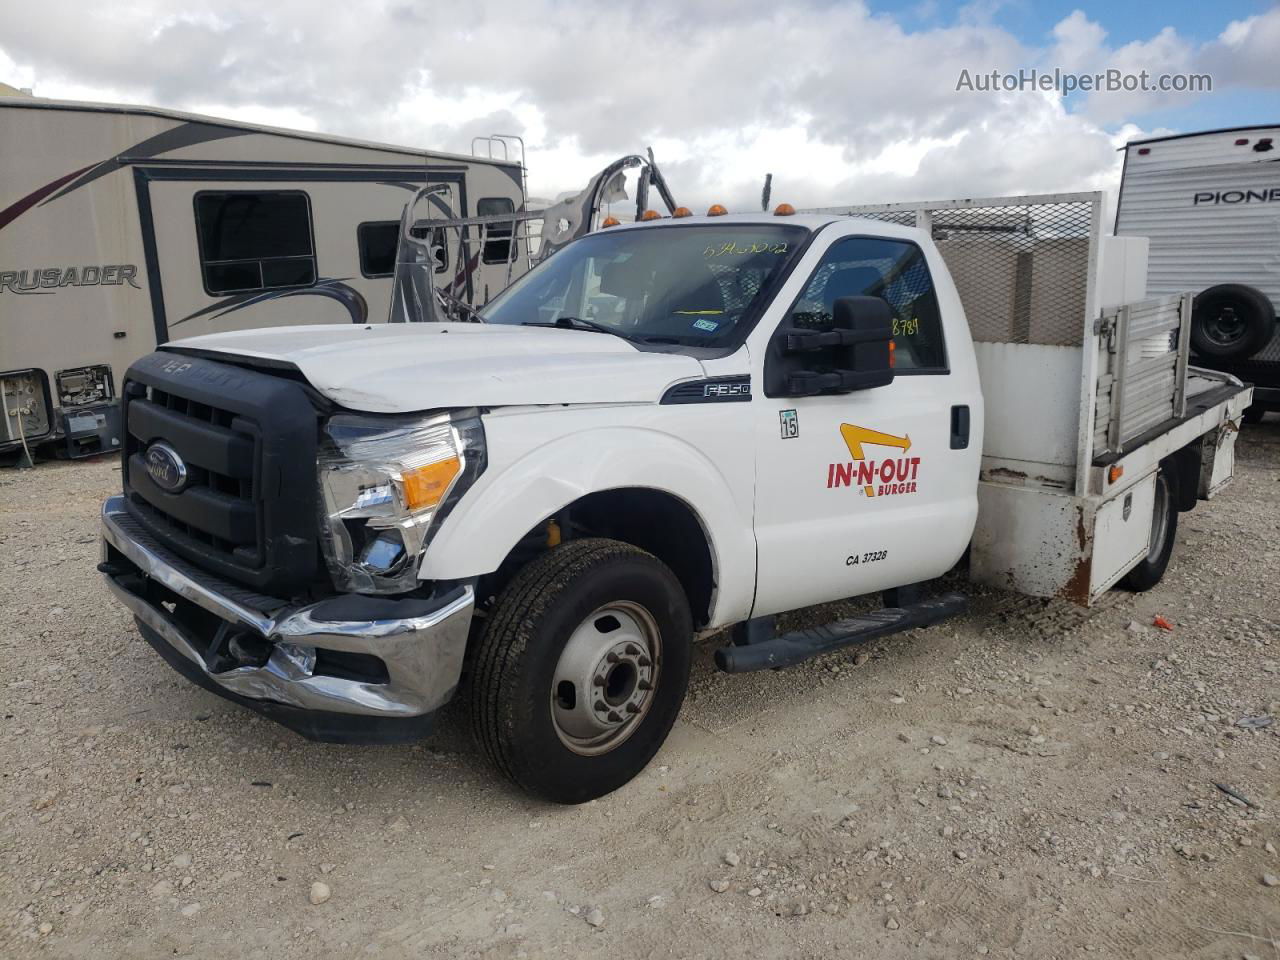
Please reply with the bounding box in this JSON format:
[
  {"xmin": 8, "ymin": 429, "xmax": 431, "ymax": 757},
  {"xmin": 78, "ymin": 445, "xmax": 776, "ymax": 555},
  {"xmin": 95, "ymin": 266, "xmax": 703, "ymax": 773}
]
[{"xmin": 0, "ymin": 0, "xmax": 1276, "ymax": 213}]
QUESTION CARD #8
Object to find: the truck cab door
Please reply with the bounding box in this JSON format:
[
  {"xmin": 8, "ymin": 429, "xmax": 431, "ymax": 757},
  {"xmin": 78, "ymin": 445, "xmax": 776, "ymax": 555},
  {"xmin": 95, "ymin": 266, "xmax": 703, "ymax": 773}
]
[{"xmin": 749, "ymin": 229, "xmax": 980, "ymax": 617}]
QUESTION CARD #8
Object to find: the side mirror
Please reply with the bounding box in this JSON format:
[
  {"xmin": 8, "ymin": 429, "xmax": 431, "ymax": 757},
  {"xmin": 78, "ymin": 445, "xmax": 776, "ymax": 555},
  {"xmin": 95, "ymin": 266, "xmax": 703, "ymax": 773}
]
[{"xmin": 764, "ymin": 295, "xmax": 895, "ymax": 397}]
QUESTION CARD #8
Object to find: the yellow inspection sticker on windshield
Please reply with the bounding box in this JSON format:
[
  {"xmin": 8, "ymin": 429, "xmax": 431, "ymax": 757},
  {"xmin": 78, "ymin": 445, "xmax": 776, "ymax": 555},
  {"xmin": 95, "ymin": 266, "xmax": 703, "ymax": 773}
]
[{"xmin": 704, "ymin": 240, "xmax": 789, "ymax": 257}]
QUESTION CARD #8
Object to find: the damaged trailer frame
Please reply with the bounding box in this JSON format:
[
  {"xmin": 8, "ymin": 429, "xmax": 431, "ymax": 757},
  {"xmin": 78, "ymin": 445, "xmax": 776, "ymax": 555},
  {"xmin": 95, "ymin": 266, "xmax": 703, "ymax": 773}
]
[{"xmin": 387, "ymin": 152, "xmax": 677, "ymax": 325}]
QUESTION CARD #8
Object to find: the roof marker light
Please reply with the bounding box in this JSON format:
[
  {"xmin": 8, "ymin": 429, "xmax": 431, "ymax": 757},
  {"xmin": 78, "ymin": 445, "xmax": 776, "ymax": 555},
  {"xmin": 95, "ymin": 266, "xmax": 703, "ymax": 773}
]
[
  {"xmin": 601, "ymin": 215, "xmax": 621, "ymax": 228},
  {"xmin": 773, "ymin": 203, "xmax": 795, "ymax": 216},
  {"xmin": 639, "ymin": 209, "xmax": 662, "ymax": 221},
  {"xmin": 1235, "ymin": 138, "xmax": 1250, "ymax": 145},
  {"xmin": 1137, "ymin": 147, "xmax": 1150, "ymax": 155},
  {"xmin": 672, "ymin": 206, "xmax": 693, "ymax": 218},
  {"xmin": 706, "ymin": 204, "xmax": 728, "ymax": 216}
]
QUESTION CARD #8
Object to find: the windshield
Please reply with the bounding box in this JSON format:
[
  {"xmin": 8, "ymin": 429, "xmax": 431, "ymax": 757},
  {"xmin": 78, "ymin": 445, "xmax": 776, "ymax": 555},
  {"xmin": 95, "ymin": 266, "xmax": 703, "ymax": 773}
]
[{"xmin": 480, "ymin": 224, "xmax": 808, "ymax": 346}]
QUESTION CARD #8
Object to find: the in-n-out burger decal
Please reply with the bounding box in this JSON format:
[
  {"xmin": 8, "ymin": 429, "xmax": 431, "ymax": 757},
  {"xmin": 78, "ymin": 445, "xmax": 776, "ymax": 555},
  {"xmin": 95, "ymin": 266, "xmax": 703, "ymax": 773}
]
[
  {"xmin": 1193, "ymin": 188, "xmax": 1280, "ymax": 205},
  {"xmin": 0, "ymin": 264, "xmax": 140, "ymax": 295}
]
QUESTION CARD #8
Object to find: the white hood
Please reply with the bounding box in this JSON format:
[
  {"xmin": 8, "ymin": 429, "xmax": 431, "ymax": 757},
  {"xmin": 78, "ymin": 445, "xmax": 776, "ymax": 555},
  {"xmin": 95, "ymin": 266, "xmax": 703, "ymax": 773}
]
[{"xmin": 167, "ymin": 323, "xmax": 707, "ymax": 413}]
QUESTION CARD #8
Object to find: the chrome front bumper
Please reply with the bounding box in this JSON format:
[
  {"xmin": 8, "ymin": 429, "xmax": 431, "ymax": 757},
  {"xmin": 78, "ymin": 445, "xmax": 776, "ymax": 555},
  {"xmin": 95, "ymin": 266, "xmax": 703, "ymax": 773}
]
[{"xmin": 100, "ymin": 496, "xmax": 473, "ymax": 733}]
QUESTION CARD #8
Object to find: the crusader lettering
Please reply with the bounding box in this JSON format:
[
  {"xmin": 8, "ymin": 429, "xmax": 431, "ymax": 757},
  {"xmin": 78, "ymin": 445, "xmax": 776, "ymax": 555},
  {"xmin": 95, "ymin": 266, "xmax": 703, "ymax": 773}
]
[{"xmin": 0, "ymin": 263, "xmax": 140, "ymax": 295}]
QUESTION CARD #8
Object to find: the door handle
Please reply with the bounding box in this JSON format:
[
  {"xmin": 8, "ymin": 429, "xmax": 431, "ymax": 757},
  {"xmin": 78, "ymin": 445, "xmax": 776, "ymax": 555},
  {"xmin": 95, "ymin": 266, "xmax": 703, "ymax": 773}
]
[{"xmin": 950, "ymin": 405, "xmax": 970, "ymax": 449}]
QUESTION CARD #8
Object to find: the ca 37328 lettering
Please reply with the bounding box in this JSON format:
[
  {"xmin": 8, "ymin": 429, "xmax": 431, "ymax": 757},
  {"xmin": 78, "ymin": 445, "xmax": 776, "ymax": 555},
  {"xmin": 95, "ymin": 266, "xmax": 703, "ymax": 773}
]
[{"xmin": 846, "ymin": 550, "xmax": 888, "ymax": 566}]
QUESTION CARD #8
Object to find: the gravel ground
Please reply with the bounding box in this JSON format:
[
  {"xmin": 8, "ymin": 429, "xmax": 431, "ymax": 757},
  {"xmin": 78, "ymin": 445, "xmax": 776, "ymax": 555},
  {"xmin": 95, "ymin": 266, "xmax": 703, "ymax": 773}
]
[{"xmin": 2, "ymin": 420, "xmax": 1279, "ymax": 959}]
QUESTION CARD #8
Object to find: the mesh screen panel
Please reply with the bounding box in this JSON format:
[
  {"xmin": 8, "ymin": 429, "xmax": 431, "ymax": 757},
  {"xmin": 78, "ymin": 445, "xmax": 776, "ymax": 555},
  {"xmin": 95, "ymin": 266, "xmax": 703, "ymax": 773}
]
[{"xmin": 809, "ymin": 196, "xmax": 1098, "ymax": 347}]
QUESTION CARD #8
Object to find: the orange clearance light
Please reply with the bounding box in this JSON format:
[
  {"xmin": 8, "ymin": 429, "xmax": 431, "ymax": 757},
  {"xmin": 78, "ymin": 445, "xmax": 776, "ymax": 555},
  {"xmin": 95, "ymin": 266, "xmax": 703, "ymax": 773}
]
[
  {"xmin": 601, "ymin": 215, "xmax": 621, "ymax": 228},
  {"xmin": 706, "ymin": 203, "xmax": 728, "ymax": 216},
  {"xmin": 672, "ymin": 206, "xmax": 693, "ymax": 218},
  {"xmin": 773, "ymin": 203, "xmax": 796, "ymax": 216},
  {"xmin": 639, "ymin": 209, "xmax": 662, "ymax": 221},
  {"xmin": 1107, "ymin": 464, "xmax": 1124, "ymax": 485},
  {"xmin": 888, "ymin": 340, "xmax": 896, "ymax": 368}
]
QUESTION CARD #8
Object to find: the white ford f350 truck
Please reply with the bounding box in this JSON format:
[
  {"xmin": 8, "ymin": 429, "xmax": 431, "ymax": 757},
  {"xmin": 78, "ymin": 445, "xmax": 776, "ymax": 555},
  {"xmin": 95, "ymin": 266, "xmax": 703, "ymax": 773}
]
[{"xmin": 99, "ymin": 192, "xmax": 1250, "ymax": 803}]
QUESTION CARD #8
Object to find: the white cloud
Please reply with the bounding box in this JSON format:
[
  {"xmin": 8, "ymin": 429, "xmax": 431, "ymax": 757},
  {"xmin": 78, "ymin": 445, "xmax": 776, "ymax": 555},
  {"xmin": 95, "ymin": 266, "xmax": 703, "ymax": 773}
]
[{"xmin": 0, "ymin": 1, "xmax": 1274, "ymax": 209}]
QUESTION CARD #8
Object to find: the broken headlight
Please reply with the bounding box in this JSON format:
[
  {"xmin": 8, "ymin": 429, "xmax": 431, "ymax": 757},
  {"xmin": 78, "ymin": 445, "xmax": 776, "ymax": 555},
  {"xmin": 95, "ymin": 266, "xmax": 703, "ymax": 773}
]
[{"xmin": 317, "ymin": 410, "xmax": 485, "ymax": 594}]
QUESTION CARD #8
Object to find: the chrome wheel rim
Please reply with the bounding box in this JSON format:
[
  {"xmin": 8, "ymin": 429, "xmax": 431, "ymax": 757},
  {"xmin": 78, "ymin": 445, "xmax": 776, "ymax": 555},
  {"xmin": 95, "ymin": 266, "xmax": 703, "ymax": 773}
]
[{"xmin": 550, "ymin": 601, "xmax": 662, "ymax": 757}]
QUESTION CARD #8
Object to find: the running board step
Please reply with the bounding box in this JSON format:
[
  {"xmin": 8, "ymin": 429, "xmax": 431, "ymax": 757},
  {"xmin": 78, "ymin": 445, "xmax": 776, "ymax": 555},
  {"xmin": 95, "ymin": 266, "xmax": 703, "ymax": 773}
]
[{"xmin": 713, "ymin": 592, "xmax": 967, "ymax": 673}]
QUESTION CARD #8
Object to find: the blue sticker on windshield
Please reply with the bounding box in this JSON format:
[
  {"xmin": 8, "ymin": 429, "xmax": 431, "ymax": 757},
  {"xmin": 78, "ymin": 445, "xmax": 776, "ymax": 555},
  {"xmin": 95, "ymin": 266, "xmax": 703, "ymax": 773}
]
[{"xmin": 691, "ymin": 317, "xmax": 720, "ymax": 333}]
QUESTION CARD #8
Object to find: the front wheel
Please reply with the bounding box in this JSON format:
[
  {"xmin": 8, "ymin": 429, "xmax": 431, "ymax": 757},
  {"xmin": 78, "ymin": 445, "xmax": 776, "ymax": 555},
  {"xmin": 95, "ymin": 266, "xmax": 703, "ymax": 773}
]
[
  {"xmin": 1120, "ymin": 467, "xmax": 1178, "ymax": 592},
  {"xmin": 469, "ymin": 538, "xmax": 692, "ymax": 804}
]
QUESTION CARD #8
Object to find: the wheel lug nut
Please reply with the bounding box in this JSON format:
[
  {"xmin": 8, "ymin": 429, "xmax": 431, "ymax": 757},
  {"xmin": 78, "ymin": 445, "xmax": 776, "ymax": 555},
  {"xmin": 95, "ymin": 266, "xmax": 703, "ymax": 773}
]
[
  {"xmin": 625, "ymin": 703, "xmax": 640, "ymax": 714},
  {"xmin": 638, "ymin": 657, "xmax": 652, "ymax": 667},
  {"xmin": 593, "ymin": 700, "xmax": 607, "ymax": 712},
  {"xmin": 606, "ymin": 652, "xmax": 620, "ymax": 664},
  {"xmin": 593, "ymin": 676, "xmax": 606, "ymax": 687},
  {"xmin": 637, "ymin": 680, "xmax": 653, "ymax": 691},
  {"xmin": 624, "ymin": 644, "xmax": 640, "ymax": 656}
]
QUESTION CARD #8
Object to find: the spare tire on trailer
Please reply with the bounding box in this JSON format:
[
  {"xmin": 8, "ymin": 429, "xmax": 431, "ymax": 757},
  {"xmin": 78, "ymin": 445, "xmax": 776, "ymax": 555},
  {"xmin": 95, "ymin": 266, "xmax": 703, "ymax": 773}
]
[{"xmin": 1190, "ymin": 284, "xmax": 1276, "ymax": 361}]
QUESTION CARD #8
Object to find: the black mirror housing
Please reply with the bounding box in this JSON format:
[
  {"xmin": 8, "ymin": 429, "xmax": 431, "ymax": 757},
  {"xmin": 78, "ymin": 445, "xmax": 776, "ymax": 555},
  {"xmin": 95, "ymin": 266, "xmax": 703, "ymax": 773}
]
[{"xmin": 764, "ymin": 295, "xmax": 896, "ymax": 397}]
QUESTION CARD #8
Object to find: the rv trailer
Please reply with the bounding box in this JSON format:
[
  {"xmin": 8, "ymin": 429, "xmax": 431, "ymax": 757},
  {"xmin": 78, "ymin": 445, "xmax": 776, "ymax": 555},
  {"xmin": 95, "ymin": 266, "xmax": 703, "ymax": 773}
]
[
  {"xmin": 0, "ymin": 96, "xmax": 525, "ymax": 459},
  {"xmin": 1114, "ymin": 125, "xmax": 1280, "ymax": 420}
]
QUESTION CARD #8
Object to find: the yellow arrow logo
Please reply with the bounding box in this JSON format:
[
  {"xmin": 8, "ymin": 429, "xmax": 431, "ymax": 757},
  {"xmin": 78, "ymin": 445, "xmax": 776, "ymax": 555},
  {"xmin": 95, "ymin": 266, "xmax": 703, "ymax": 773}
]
[{"xmin": 839, "ymin": 423, "xmax": 912, "ymax": 497}]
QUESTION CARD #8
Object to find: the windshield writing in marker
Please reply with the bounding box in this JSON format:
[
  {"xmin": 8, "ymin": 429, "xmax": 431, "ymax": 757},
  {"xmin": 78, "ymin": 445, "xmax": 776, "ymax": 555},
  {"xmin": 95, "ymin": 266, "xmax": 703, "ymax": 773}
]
[{"xmin": 703, "ymin": 241, "xmax": 789, "ymax": 258}]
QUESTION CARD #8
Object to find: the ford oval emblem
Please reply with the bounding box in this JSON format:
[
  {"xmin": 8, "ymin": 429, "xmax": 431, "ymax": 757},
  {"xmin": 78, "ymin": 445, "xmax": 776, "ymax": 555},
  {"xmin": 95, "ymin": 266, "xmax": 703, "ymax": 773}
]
[{"xmin": 145, "ymin": 442, "xmax": 188, "ymax": 493}]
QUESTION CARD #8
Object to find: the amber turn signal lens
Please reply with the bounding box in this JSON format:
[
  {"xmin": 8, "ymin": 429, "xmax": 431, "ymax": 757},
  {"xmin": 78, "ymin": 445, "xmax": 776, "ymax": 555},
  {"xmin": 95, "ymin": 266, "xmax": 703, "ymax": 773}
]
[
  {"xmin": 773, "ymin": 203, "xmax": 796, "ymax": 216},
  {"xmin": 639, "ymin": 209, "xmax": 662, "ymax": 221},
  {"xmin": 706, "ymin": 204, "xmax": 728, "ymax": 216},
  {"xmin": 672, "ymin": 206, "xmax": 692, "ymax": 218},
  {"xmin": 403, "ymin": 457, "xmax": 461, "ymax": 511},
  {"xmin": 1107, "ymin": 465, "xmax": 1124, "ymax": 484}
]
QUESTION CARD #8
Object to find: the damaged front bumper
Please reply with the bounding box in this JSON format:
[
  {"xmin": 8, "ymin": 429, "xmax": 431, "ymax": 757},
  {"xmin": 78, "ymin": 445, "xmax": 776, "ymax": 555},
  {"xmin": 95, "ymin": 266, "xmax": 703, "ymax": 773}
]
[{"xmin": 99, "ymin": 496, "xmax": 474, "ymax": 743}]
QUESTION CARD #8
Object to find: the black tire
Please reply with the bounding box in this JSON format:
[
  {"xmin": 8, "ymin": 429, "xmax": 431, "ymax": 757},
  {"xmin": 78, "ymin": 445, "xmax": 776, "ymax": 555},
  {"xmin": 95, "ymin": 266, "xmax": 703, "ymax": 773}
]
[
  {"xmin": 1242, "ymin": 404, "xmax": 1266, "ymax": 425},
  {"xmin": 1120, "ymin": 467, "xmax": 1178, "ymax": 592},
  {"xmin": 470, "ymin": 538, "xmax": 692, "ymax": 804},
  {"xmin": 1190, "ymin": 284, "xmax": 1275, "ymax": 361}
]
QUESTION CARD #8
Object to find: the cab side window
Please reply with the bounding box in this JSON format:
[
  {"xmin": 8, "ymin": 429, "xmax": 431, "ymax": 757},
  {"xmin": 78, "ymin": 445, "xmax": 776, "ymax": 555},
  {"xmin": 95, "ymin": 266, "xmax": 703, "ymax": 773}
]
[{"xmin": 786, "ymin": 236, "xmax": 947, "ymax": 372}]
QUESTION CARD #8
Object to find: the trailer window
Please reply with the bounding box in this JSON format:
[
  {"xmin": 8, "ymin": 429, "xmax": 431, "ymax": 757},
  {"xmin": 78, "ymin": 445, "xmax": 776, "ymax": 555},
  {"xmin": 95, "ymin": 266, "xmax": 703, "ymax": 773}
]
[
  {"xmin": 786, "ymin": 236, "xmax": 947, "ymax": 372},
  {"xmin": 194, "ymin": 191, "xmax": 316, "ymax": 295},
  {"xmin": 477, "ymin": 197, "xmax": 516, "ymax": 264},
  {"xmin": 359, "ymin": 220, "xmax": 449, "ymax": 278}
]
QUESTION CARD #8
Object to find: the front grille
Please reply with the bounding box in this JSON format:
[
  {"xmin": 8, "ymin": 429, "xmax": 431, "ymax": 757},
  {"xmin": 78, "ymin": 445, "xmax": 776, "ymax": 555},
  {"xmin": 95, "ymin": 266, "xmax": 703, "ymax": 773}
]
[
  {"xmin": 122, "ymin": 350, "xmax": 321, "ymax": 595},
  {"xmin": 126, "ymin": 385, "xmax": 260, "ymax": 564}
]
